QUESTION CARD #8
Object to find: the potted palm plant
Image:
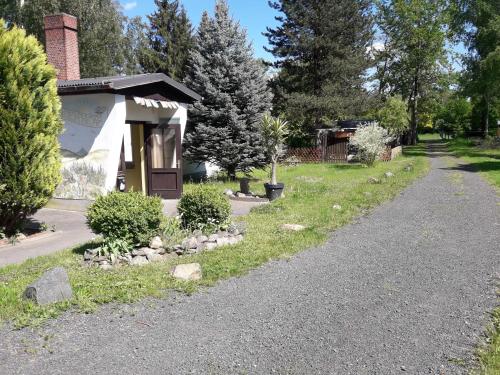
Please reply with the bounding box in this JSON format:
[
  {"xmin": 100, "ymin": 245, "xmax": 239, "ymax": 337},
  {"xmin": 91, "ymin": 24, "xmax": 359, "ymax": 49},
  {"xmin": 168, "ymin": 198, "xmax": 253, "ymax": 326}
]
[{"xmin": 260, "ymin": 114, "xmax": 288, "ymax": 201}]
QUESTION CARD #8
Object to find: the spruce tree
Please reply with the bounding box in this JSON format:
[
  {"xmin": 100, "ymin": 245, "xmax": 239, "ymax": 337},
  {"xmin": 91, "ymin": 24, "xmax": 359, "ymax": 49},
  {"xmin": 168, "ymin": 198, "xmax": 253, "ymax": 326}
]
[
  {"xmin": 265, "ymin": 0, "xmax": 374, "ymax": 145},
  {"xmin": 141, "ymin": 0, "xmax": 194, "ymax": 80},
  {"xmin": 0, "ymin": 20, "xmax": 63, "ymax": 235},
  {"xmin": 183, "ymin": 0, "xmax": 272, "ymax": 179}
]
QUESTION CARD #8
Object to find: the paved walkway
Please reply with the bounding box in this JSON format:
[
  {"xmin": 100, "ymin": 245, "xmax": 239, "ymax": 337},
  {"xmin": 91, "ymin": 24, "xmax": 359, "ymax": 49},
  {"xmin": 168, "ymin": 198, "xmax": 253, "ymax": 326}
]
[
  {"xmin": 0, "ymin": 199, "xmax": 266, "ymax": 268},
  {"xmin": 1, "ymin": 144, "xmax": 499, "ymax": 374}
]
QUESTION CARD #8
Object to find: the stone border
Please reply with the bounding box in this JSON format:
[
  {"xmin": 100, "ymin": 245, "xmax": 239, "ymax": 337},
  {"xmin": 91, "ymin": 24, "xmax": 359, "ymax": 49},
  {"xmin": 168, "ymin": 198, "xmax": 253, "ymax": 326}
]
[
  {"xmin": 224, "ymin": 189, "xmax": 269, "ymax": 203},
  {"xmin": 84, "ymin": 227, "xmax": 245, "ymax": 270}
]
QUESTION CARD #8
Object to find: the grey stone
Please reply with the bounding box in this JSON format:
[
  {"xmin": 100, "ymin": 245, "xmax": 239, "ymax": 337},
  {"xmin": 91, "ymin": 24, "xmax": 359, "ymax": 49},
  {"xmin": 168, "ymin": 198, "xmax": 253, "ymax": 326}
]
[
  {"xmin": 216, "ymin": 237, "xmax": 230, "ymax": 247},
  {"xmin": 236, "ymin": 192, "xmax": 247, "ymax": 198},
  {"xmin": 197, "ymin": 235, "xmax": 209, "ymax": 243},
  {"xmin": 208, "ymin": 234, "xmax": 219, "ymax": 242},
  {"xmin": 368, "ymin": 177, "xmax": 381, "ymax": 184},
  {"xmin": 203, "ymin": 242, "xmax": 218, "ymax": 251},
  {"xmin": 281, "ymin": 224, "xmax": 306, "ymax": 232},
  {"xmin": 23, "ymin": 267, "xmax": 73, "ymax": 305},
  {"xmin": 224, "ymin": 189, "xmax": 234, "ymax": 196},
  {"xmin": 182, "ymin": 237, "xmax": 198, "ymax": 250},
  {"xmin": 130, "ymin": 256, "xmax": 149, "ymax": 266},
  {"xmin": 384, "ymin": 171, "xmax": 395, "ymax": 178},
  {"xmin": 156, "ymin": 248, "xmax": 166, "ymax": 255},
  {"xmin": 149, "ymin": 236, "xmax": 163, "ymax": 249},
  {"xmin": 332, "ymin": 204, "xmax": 342, "ymax": 210},
  {"xmin": 147, "ymin": 253, "xmax": 164, "ymax": 263},
  {"xmin": 100, "ymin": 264, "xmax": 113, "ymax": 271},
  {"xmin": 133, "ymin": 247, "xmax": 156, "ymax": 257},
  {"xmin": 83, "ymin": 250, "xmax": 95, "ymax": 261},
  {"xmin": 170, "ymin": 263, "xmax": 202, "ymax": 281}
]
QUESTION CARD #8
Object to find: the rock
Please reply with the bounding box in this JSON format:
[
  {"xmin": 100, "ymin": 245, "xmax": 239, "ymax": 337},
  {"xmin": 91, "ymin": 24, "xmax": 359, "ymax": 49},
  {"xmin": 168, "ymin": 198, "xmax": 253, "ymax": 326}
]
[
  {"xmin": 170, "ymin": 263, "xmax": 202, "ymax": 281},
  {"xmin": 235, "ymin": 234, "xmax": 244, "ymax": 243},
  {"xmin": 227, "ymin": 237, "xmax": 240, "ymax": 245},
  {"xmin": 100, "ymin": 264, "xmax": 113, "ymax": 271},
  {"xmin": 163, "ymin": 252, "xmax": 179, "ymax": 261},
  {"xmin": 236, "ymin": 192, "xmax": 247, "ymax": 198},
  {"xmin": 149, "ymin": 236, "xmax": 163, "ymax": 249},
  {"xmin": 384, "ymin": 171, "xmax": 394, "ymax": 178},
  {"xmin": 175, "ymin": 249, "xmax": 184, "ymax": 256},
  {"xmin": 23, "ymin": 267, "xmax": 73, "ymax": 305},
  {"xmin": 347, "ymin": 154, "xmax": 356, "ymax": 162},
  {"xmin": 83, "ymin": 250, "xmax": 95, "ymax": 261},
  {"xmin": 197, "ymin": 235, "xmax": 209, "ymax": 243},
  {"xmin": 182, "ymin": 237, "xmax": 199, "ymax": 250},
  {"xmin": 208, "ymin": 234, "xmax": 218, "ymax": 242},
  {"xmin": 332, "ymin": 204, "xmax": 342, "ymax": 210},
  {"xmin": 368, "ymin": 177, "xmax": 381, "ymax": 184},
  {"xmin": 130, "ymin": 256, "xmax": 149, "ymax": 266},
  {"xmin": 404, "ymin": 165, "xmax": 413, "ymax": 172},
  {"xmin": 203, "ymin": 242, "xmax": 218, "ymax": 251},
  {"xmin": 216, "ymin": 237, "xmax": 230, "ymax": 247},
  {"xmin": 147, "ymin": 253, "xmax": 164, "ymax": 263},
  {"xmin": 133, "ymin": 247, "xmax": 156, "ymax": 257},
  {"xmin": 16, "ymin": 233, "xmax": 27, "ymax": 241},
  {"xmin": 156, "ymin": 247, "xmax": 166, "ymax": 255},
  {"xmin": 110, "ymin": 253, "xmax": 118, "ymax": 265},
  {"xmin": 281, "ymin": 224, "xmax": 306, "ymax": 232},
  {"xmin": 224, "ymin": 189, "xmax": 234, "ymax": 196}
]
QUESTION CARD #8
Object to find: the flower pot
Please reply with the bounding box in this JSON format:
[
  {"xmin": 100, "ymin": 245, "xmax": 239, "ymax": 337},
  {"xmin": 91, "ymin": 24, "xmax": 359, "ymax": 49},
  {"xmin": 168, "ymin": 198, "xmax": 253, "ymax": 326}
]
[{"xmin": 264, "ymin": 183, "xmax": 285, "ymax": 201}]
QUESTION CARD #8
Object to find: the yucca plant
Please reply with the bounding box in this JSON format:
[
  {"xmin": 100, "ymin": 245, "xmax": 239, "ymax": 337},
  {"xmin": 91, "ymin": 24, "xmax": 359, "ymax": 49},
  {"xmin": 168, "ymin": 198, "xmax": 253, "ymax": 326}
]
[{"xmin": 260, "ymin": 114, "xmax": 288, "ymax": 200}]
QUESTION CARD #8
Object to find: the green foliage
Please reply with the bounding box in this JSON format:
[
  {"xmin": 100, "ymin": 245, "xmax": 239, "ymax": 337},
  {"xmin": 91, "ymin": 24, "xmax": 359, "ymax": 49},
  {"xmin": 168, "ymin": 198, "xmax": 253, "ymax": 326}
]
[
  {"xmin": 86, "ymin": 192, "xmax": 164, "ymax": 246},
  {"xmin": 374, "ymin": 0, "xmax": 451, "ymax": 144},
  {"xmin": 377, "ymin": 95, "xmax": 409, "ymax": 136},
  {"xmin": 183, "ymin": 0, "xmax": 271, "ymax": 178},
  {"xmin": 260, "ymin": 114, "xmax": 289, "ymax": 184},
  {"xmin": 97, "ymin": 237, "xmax": 131, "ymax": 257},
  {"xmin": 435, "ymin": 97, "xmax": 472, "ymax": 138},
  {"xmin": 177, "ymin": 185, "xmax": 231, "ymax": 232},
  {"xmin": 140, "ymin": 0, "xmax": 194, "ymax": 80},
  {"xmin": 0, "ymin": 20, "xmax": 63, "ymax": 235},
  {"xmin": 266, "ymin": 0, "xmax": 374, "ymax": 139}
]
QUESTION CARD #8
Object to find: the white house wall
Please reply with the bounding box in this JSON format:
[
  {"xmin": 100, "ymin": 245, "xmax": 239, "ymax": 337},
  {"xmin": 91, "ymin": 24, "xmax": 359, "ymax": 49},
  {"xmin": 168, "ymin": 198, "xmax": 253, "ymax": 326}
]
[{"xmin": 55, "ymin": 93, "xmax": 126, "ymax": 199}]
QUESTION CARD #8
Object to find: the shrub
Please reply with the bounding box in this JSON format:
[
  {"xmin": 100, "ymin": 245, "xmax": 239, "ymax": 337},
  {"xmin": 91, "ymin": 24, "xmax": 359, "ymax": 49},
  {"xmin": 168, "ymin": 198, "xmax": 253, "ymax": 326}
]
[
  {"xmin": 0, "ymin": 20, "xmax": 63, "ymax": 235},
  {"xmin": 377, "ymin": 95, "xmax": 409, "ymax": 137},
  {"xmin": 87, "ymin": 192, "xmax": 163, "ymax": 245},
  {"xmin": 177, "ymin": 185, "xmax": 231, "ymax": 231},
  {"xmin": 350, "ymin": 124, "xmax": 392, "ymax": 166}
]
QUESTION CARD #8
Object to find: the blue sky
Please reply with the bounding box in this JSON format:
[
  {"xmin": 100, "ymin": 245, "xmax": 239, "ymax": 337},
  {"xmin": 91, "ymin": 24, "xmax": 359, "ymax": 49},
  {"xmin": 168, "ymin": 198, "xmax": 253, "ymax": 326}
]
[{"xmin": 120, "ymin": 0, "xmax": 280, "ymax": 61}]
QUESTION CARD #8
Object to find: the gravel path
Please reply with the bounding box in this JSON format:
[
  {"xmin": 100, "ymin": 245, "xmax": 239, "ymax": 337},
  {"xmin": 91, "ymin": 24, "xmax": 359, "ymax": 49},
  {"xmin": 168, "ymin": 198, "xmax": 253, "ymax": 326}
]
[{"xmin": 1, "ymin": 144, "xmax": 499, "ymax": 375}]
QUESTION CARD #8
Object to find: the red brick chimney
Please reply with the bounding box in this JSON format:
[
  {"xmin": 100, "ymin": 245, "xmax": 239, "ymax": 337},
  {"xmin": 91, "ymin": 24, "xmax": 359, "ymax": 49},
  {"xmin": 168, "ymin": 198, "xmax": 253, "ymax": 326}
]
[{"xmin": 44, "ymin": 14, "xmax": 80, "ymax": 81}]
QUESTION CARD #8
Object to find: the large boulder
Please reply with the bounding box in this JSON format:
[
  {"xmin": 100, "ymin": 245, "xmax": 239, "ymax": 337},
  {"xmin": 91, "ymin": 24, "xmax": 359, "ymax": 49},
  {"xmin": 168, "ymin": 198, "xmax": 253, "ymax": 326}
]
[
  {"xmin": 23, "ymin": 267, "xmax": 73, "ymax": 305},
  {"xmin": 170, "ymin": 263, "xmax": 202, "ymax": 281}
]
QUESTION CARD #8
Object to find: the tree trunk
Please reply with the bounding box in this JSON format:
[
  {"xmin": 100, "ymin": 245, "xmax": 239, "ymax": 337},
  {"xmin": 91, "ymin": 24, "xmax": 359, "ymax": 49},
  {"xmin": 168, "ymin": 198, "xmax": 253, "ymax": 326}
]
[
  {"xmin": 270, "ymin": 159, "xmax": 277, "ymax": 185},
  {"xmin": 484, "ymin": 98, "xmax": 490, "ymax": 138},
  {"xmin": 227, "ymin": 166, "xmax": 236, "ymax": 181}
]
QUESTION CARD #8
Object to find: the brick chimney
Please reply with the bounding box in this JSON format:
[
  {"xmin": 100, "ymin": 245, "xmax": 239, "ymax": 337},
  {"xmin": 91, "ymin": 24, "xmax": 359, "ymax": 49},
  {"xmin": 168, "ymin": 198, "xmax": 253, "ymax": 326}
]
[{"xmin": 44, "ymin": 14, "xmax": 80, "ymax": 81}]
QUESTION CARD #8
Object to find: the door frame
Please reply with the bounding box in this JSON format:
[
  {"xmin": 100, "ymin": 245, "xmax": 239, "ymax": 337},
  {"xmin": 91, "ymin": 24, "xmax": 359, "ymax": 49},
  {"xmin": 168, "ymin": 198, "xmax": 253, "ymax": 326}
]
[{"xmin": 144, "ymin": 123, "xmax": 183, "ymax": 199}]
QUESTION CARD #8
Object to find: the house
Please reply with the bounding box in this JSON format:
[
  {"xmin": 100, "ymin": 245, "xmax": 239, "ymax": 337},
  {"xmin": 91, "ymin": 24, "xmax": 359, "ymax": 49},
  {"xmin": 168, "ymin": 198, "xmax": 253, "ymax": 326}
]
[{"xmin": 44, "ymin": 13, "xmax": 211, "ymax": 203}]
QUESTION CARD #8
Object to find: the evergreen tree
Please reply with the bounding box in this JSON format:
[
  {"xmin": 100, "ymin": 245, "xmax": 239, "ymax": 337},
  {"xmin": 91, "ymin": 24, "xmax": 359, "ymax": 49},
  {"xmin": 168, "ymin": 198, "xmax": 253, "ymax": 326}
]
[
  {"xmin": 121, "ymin": 16, "xmax": 148, "ymax": 76},
  {"xmin": 183, "ymin": 0, "xmax": 272, "ymax": 179},
  {"xmin": 141, "ymin": 0, "xmax": 194, "ymax": 80},
  {"xmin": 6, "ymin": 0, "xmax": 127, "ymax": 78},
  {"xmin": 265, "ymin": 0, "xmax": 374, "ymax": 145},
  {"xmin": 0, "ymin": 20, "xmax": 63, "ymax": 235}
]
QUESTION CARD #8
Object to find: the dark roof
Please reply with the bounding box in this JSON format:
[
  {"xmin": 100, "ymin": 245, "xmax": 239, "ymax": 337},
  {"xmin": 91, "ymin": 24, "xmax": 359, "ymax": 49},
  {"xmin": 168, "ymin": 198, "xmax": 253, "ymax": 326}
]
[{"xmin": 57, "ymin": 73, "xmax": 201, "ymax": 103}]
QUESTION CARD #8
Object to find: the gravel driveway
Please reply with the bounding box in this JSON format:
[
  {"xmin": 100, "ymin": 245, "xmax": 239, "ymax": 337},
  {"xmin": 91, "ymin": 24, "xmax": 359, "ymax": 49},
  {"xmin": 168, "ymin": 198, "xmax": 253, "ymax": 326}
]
[{"xmin": 1, "ymin": 144, "xmax": 498, "ymax": 375}]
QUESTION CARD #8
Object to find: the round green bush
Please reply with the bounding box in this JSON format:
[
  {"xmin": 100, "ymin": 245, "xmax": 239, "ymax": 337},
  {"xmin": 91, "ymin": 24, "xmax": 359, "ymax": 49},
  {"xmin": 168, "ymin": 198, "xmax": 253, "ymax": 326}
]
[
  {"xmin": 87, "ymin": 192, "xmax": 163, "ymax": 245},
  {"xmin": 177, "ymin": 185, "xmax": 231, "ymax": 231}
]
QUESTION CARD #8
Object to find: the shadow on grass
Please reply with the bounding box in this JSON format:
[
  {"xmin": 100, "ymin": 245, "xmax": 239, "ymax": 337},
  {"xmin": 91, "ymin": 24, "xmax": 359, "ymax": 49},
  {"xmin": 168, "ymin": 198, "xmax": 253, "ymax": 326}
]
[
  {"xmin": 71, "ymin": 242, "xmax": 95, "ymax": 256},
  {"xmin": 440, "ymin": 161, "xmax": 500, "ymax": 174}
]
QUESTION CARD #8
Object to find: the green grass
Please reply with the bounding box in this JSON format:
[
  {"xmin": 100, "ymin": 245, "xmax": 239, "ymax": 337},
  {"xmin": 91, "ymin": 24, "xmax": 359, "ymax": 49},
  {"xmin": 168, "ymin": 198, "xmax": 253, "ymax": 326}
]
[
  {"xmin": 0, "ymin": 151, "xmax": 429, "ymax": 328},
  {"xmin": 447, "ymin": 139, "xmax": 500, "ymax": 374},
  {"xmin": 448, "ymin": 138, "xmax": 500, "ymax": 189}
]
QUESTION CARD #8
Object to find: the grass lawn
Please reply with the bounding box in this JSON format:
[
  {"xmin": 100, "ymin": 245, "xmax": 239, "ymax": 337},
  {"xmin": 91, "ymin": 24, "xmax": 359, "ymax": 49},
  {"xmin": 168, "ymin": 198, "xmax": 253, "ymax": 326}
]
[
  {"xmin": 0, "ymin": 150, "xmax": 428, "ymax": 328},
  {"xmin": 447, "ymin": 138, "xmax": 500, "ymax": 374}
]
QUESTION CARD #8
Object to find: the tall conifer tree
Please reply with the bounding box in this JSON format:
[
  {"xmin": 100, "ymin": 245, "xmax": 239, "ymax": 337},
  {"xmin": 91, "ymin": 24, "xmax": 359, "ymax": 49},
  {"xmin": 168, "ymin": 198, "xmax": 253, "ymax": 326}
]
[
  {"xmin": 265, "ymin": 0, "xmax": 374, "ymax": 145},
  {"xmin": 183, "ymin": 0, "xmax": 272, "ymax": 179},
  {"xmin": 141, "ymin": 0, "xmax": 193, "ymax": 80}
]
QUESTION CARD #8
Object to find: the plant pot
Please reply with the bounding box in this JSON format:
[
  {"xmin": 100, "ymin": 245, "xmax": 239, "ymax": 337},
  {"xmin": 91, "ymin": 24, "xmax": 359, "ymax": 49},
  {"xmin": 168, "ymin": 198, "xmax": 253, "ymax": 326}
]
[{"xmin": 264, "ymin": 183, "xmax": 285, "ymax": 201}]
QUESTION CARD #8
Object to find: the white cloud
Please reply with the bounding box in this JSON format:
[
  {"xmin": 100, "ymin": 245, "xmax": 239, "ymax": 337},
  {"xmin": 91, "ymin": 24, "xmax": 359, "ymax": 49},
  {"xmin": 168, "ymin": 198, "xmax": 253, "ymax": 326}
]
[{"xmin": 123, "ymin": 1, "xmax": 137, "ymax": 11}]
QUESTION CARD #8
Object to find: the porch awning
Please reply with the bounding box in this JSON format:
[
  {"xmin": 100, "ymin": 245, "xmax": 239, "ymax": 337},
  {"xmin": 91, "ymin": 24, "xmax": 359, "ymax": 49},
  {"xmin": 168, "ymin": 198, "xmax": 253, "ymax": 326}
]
[{"xmin": 133, "ymin": 96, "xmax": 181, "ymax": 110}]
